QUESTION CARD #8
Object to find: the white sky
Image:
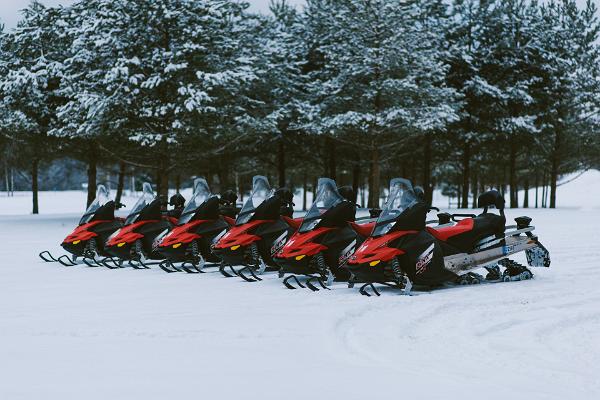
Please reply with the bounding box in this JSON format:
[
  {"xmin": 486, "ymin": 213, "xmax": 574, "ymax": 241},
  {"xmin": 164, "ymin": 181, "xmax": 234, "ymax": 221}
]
[
  {"xmin": 0, "ymin": 0, "xmax": 594, "ymax": 30},
  {"xmin": 0, "ymin": 0, "xmax": 307, "ymax": 29}
]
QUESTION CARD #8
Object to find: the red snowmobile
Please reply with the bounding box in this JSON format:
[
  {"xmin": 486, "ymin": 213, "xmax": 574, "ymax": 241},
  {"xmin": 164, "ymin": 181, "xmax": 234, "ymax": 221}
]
[
  {"xmin": 39, "ymin": 185, "xmax": 126, "ymax": 267},
  {"xmin": 104, "ymin": 182, "xmax": 183, "ymax": 269},
  {"xmin": 155, "ymin": 178, "xmax": 237, "ymax": 273},
  {"xmin": 346, "ymin": 178, "xmax": 551, "ymax": 296},
  {"xmin": 212, "ymin": 175, "xmax": 300, "ymax": 282},
  {"xmin": 274, "ymin": 178, "xmax": 375, "ymax": 291}
]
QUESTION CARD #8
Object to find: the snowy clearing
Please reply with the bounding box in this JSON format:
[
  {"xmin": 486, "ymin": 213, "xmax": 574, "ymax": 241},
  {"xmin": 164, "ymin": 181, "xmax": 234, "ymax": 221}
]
[{"xmin": 0, "ymin": 173, "xmax": 599, "ymax": 400}]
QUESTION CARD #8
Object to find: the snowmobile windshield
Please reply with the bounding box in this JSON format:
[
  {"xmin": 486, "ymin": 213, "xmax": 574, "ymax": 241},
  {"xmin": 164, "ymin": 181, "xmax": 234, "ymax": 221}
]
[
  {"xmin": 372, "ymin": 178, "xmax": 418, "ymax": 237},
  {"xmin": 178, "ymin": 178, "xmax": 214, "ymax": 225},
  {"xmin": 125, "ymin": 182, "xmax": 155, "ymax": 225},
  {"xmin": 79, "ymin": 185, "xmax": 111, "ymax": 225},
  {"xmin": 299, "ymin": 178, "xmax": 344, "ymax": 233},
  {"xmin": 236, "ymin": 175, "xmax": 272, "ymax": 225}
]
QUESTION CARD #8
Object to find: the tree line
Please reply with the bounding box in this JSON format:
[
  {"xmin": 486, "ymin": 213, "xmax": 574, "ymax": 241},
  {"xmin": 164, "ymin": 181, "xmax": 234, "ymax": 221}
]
[{"xmin": 1, "ymin": 0, "xmax": 599, "ymax": 213}]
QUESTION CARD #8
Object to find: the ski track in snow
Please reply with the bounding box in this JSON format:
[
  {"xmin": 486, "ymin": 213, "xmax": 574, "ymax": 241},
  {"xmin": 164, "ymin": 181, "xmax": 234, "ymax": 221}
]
[{"xmin": 0, "ymin": 204, "xmax": 599, "ymax": 399}]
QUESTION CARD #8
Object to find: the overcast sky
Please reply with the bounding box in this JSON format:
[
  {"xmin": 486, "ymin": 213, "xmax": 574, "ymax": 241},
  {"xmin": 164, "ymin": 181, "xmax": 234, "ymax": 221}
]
[
  {"xmin": 0, "ymin": 0, "xmax": 594, "ymax": 30},
  {"xmin": 0, "ymin": 0, "xmax": 307, "ymax": 29}
]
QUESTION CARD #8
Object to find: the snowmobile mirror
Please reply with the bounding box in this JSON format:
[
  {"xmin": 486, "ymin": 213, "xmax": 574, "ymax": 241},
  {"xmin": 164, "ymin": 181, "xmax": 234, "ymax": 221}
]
[
  {"xmin": 116, "ymin": 202, "xmax": 126, "ymax": 210},
  {"xmin": 169, "ymin": 193, "xmax": 185, "ymax": 209},
  {"xmin": 414, "ymin": 186, "xmax": 425, "ymax": 202},
  {"xmin": 220, "ymin": 190, "xmax": 238, "ymax": 205},
  {"xmin": 337, "ymin": 186, "xmax": 356, "ymax": 203},
  {"xmin": 437, "ymin": 212, "xmax": 452, "ymax": 225}
]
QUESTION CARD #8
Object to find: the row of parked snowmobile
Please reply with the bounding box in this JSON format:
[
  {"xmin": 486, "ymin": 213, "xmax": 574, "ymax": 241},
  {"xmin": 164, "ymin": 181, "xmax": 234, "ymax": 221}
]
[{"xmin": 39, "ymin": 175, "xmax": 551, "ymax": 296}]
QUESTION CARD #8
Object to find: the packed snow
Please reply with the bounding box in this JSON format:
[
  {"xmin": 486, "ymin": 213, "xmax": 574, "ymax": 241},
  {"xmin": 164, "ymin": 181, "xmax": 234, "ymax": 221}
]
[{"xmin": 0, "ymin": 172, "xmax": 599, "ymax": 400}]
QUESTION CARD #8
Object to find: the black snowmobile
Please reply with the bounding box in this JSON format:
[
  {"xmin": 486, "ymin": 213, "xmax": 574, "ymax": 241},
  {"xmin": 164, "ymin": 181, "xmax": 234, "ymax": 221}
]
[
  {"xmin": 39, "ymin": 185, "xmax": 126, "ymax": 267},
  {"xmin": 346, "ymin": 178, "xmax": 551, "ymax": 296},
  {"xmin": 103, "ymin": 182, "xmax": 184, "ymax": 269},
  {"xmin": 155, "ymin": 178, "xmax": 239, "ymax": 273}
]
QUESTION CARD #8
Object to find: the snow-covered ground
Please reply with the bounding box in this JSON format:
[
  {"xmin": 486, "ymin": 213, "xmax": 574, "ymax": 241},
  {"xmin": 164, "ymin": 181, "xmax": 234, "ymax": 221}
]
[{"xmin": 0, "ymin": 172, "xmax": 599, "ymax": 400}]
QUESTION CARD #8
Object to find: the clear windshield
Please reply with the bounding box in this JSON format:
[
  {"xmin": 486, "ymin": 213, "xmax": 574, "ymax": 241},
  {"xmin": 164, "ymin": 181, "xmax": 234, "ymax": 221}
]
[
  {"xmin": 236, "ymin": 175, "xmax": 272, "ymax": 225},
  {"xmin": 372, "ymin": 178, "xmax": 418, "ymax": 236},
  {"xmin": 79, "ymin": 185, "xmax": 111, "ymax": 225},
  {"xmin": 178, "ymin": 178, "xmax": 213, "ymax": 225},
  {"xmin": 299, "ymin": 178, "xmax": 344, "ymax": 233},
  {"xmin": 125, "ymin": 182, "xmax": 155, "ymax": 225}
]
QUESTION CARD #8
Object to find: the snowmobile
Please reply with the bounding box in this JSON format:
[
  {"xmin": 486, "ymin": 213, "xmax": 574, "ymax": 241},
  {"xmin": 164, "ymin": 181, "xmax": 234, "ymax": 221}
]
[
  {"xmin": 212, "ymin": 175, "xmax": 300, "ymax": 282},
  {"xmin": 155, "ymin": 178, "xmax": 237, "ymax": 273},
  {"xmin": 39, "ymin": 185, "xmax": 126, "ymax": 267},
  {"xmin": 346, "ymin": 178, "xmax": 551, "ymax": 296},
  {"xmin": 274, "ymin": 178, "xmax": 375, "ymax": 291},
  {"xmin": 103, "ymin": 182, "xmax": 183, "ymax": 269}
]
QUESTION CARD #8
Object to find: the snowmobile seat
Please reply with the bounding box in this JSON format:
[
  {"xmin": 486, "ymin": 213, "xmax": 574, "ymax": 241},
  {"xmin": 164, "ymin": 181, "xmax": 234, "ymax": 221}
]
[
  {"xmin": 428, "ymin": 213, "xmax": 505, "ymax": 253},
  {"xmin": 350, "ymin": 221, "xmax": 375, "ymax": 237}
]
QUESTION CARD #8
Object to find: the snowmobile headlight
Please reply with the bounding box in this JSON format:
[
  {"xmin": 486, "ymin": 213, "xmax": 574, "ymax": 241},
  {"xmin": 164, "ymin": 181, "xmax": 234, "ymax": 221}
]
[
  {"xmin": 231, "ymin": 245, "xmax": 240, "ymax": 250},
  {"xmin": 117, "ymin": 242, "xmax": 126, "ymax": 247},
  {"xmin": 295, "ymin": 255, "xmax": 306, "ymax": 261},
  {"xmin": 369, "ymin": 260, "xmax": 381, "ymax": 267},
  {"xmin": 173, "ymin": 243, "xmax": 182, "ymax": 249},
  {"xmin": 72, "ymin": 240, "xmax": 81, "ymax": 245}
]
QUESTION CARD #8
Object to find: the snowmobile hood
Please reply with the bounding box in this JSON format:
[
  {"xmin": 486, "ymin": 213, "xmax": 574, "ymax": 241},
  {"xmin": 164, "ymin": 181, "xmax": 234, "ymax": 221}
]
[
  {"xmin": 213, "ymin": 220, "xmax": 271, "ymax": 249},
  {"xmin": 106, "ymin": 220, "xmax": 158, "ymax": 247},
  {"xmin": 62, "ymin": 220, "xmax": 107, "ymax": 244},
  {"xmin": 158, "ymin": 220, "xmax": 210, "ymax": 248},
  {"xmin": 348, "ymin": 230, "xmax": 416, "ymax": 265},
  {"xmin": 276, "ymin": 227, "xmax": 333, "ymax": 259}
]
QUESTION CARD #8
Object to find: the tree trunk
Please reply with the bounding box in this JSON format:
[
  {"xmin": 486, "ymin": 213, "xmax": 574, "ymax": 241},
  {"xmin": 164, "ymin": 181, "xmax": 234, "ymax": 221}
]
[
  {"xmin": 509, "ymin": 138, "xmax": 517, "ymax": 208},
  {"xmin": 460, "ymin": 140, "xmax": 470, "ymax": 208},
  {"xmin": 423, "ymin": 132, "xmax": 433, "ymax": 205},
  {"xmin": 352, "ymin": 160, "xmax": 360, "ymax": 204},
  {"xmin": 115, "ymin": 161, "xmax": 126, "ymax": 205},
  {"xmin": 326, "ymin": 136, "xmax": 336, "ymax": 180},
  {"xmin": 534, "ymin": 171, "xmax": 539, "ymax": 208},
  {"xmin": 549, "ymin": 131, "xmax": 560, "ymax": 209},
  {"xmin": 87, "ymin": 151, "xmax": 97, "ymax": 208},
  {"xmin": 302, "ymin": 173, "xmax": 308, "ymax": 211},
  {"xmin": 32, "ymin": 158, "xmax": 39, "ymax": 214},
  {"xmin": 471, "ymin": 170, "xmax": 478, "ymax": 208},
  {"xmin": 523, "ymin": 177, "xmax": 529, "ymax": 208},
  {"xmin": 367, "ymin": 146, "xmax": 380, "ymax": 208},
  {"xmin": 277, "ymin": 138, "xmax": 286, "ymax": 188},
  {"xmin": 175, "ymin": 174, "xmax": 181, "ymax": 194}
]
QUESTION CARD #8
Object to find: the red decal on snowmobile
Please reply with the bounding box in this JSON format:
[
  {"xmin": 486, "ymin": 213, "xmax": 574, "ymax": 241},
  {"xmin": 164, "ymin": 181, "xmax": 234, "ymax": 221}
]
[
  {"xmin": 213, "ymin": 220, "xmax": 273, "ymax": 249},
  {"xmin": 223, "ymin": 216, "xmax": 236, "ymax": 227},
  {"xmin": 106, "ymin": 220, "xmax": 159, "ymax": 246},
  {"xmin": 349, "ymin": 221, "xmax": 375, "ymax": 237},
  {"xmin": 282, "ymin": 216, "xmax": 303, "ymax": 230},
  {"xmin": 276, "ymin": 227, "xmax": 334, "ymax": 258},
  {"xmin": 415, "ymin": 243, "xmax": 435, "ymax": 275},
  {"xmin": 61, "ymin": 220, "xmax": 109, "ymax": 244},
  {"xmin": 158, "ymin": 220, "xmax": 211, "ymax": 247},
  {"xmin": 427, "ymin": 218, "xmax": 474, "ymax": 241},
  {"xmin": 349, "ymin": 230, "xmax": 416, "ymax": 265}
]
